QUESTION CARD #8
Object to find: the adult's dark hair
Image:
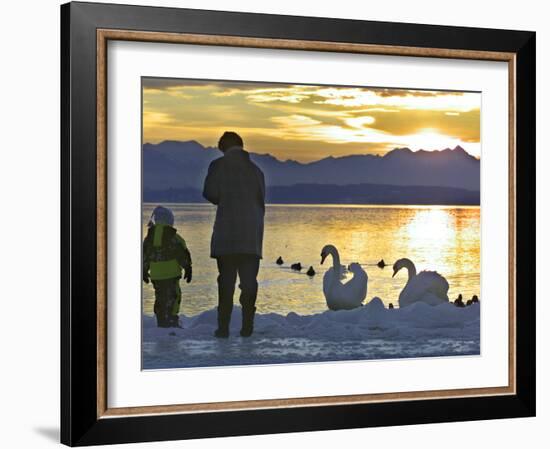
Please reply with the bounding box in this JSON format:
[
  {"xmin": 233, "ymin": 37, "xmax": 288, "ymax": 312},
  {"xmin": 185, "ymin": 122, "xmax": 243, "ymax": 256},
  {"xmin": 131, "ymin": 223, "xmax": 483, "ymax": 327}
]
[{"xmin": 218, "ymin": 131, "xmax": 244, "ymax": 152}]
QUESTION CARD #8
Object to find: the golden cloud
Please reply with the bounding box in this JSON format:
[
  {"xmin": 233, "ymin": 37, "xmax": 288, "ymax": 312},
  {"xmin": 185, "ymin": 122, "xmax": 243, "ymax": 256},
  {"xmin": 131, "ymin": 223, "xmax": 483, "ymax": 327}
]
[{"xmin": 142, "ymin": 78, "xmax": 481, "ymax": 161}]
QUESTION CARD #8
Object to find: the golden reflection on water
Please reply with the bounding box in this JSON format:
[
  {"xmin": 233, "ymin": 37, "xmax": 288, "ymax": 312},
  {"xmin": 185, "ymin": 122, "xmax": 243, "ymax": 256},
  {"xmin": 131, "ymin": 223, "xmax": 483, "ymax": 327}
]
[{"xmin": 142, "ymin": 204, "xmax": 480, "ymax": 316}]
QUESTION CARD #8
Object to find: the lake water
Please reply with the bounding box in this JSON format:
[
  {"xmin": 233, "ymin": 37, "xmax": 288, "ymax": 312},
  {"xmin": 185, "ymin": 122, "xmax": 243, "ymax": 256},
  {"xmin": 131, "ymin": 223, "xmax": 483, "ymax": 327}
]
[{"xmin": 142, "ymin": 203, "xmax": 480, "ymax": 317}]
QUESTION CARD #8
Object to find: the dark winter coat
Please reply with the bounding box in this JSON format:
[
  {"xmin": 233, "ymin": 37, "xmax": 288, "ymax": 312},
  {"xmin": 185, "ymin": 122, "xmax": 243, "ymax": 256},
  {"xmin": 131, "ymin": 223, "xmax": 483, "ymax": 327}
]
[{"xmin": 202, "ymin": 146, "xmax": 266, "ymax": 258}]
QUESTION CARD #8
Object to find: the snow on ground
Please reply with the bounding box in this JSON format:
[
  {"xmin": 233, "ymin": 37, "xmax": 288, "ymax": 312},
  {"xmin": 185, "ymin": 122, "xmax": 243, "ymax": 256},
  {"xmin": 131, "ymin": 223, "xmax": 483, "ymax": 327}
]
[{"xmin": 142, "ymin": 298, "xmax": 480, "ymax": 369}]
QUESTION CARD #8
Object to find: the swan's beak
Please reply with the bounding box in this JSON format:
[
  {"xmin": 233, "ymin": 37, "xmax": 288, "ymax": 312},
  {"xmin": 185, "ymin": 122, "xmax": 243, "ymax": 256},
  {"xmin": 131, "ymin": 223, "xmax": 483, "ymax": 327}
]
[
  {"xmin": 320, "ymin": 253, "xmax": 327, "ymax": 265},
  {"xmin": 392, "ymin": 269, "xmax": 397, "ymax": 278}
]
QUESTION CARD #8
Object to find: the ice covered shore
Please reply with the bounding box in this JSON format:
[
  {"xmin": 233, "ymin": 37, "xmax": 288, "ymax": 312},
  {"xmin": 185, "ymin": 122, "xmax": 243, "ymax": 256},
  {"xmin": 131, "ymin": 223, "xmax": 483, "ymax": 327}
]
[{"xmin": 142, "ymin": 298, "xmax": 480, "ymax": 369}]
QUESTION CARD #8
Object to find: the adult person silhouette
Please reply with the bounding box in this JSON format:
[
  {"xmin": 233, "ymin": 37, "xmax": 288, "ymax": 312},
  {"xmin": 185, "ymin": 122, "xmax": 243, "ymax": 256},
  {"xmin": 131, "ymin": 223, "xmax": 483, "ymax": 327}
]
[{"xmin": 203, "ymin": 132, "xmax": 266, "ymax": 338}]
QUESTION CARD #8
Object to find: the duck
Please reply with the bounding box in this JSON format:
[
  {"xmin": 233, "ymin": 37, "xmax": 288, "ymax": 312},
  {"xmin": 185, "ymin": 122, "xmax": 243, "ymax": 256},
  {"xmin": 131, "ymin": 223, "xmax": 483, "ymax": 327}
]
[
  {"xmin": 377, "ymin": 259, "xmax": 386, "ymax": 269},
  {"xmin": 388, "ymin": 303, "xmax": 394, "ymax": 309},
  {"xmin": 306, "ymin": 266, "xmax": 316, "ymax": 277},
  {"xmin": 454, "ymin": 294, "xmax": 465, "ymax": 307},
  {"xmin": 392, "ymin": 258, "xmax": 449, "ymax": 308},
  {"xmin": 320, "ymin": 245, "xmax": 368, "ymax": 310},
  {"xmin": 276, "ymin": 256, "xmax": 284, "ymax": 265},
  {"xmin": 471, "ymin": 295, "xmax": 479, "ymax": 303},
  {"xmin": 291, "ymin": 262, "xmax": 302, "ymax": 271}
]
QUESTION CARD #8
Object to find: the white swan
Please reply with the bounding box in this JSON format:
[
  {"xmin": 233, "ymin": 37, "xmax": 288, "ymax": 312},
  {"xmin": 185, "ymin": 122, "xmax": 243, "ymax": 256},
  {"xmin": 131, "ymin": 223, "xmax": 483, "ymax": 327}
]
[
  {"xmin": 392, "ymin": 258, "xmax": 449, "ymax": 307},
  {"xmin": 321, "ymin": 245, "xmax": 368, "ymax": 310}
]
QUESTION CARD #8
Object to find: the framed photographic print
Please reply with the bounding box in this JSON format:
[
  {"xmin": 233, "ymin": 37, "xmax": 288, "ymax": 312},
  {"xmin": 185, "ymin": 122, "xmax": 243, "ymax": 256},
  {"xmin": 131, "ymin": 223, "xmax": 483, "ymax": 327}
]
[{"xmin": 60, "ymin": 1, "xmax": 536, "ymax": 446}]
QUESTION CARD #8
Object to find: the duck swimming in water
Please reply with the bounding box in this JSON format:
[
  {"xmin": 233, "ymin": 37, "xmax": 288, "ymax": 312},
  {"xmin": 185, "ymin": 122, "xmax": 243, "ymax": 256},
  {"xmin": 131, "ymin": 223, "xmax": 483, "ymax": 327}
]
[
  {"xmin": 276, "ymin": 256, "xmax": 284, "ymax": 265},
  {"xmin": 306, "ymin": 266, "xmax": 316, "ymax": 277},
  {"xmin": 291, "ymin": 262, "xmax": 302, "ymax": 271}
]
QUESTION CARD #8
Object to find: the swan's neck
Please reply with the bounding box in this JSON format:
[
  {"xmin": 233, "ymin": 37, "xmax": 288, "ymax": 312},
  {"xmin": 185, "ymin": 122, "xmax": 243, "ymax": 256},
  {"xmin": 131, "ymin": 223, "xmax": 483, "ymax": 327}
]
[
  {"xmin": 402, "ymin": 259, "xmax": 417, "ymax": 280},
  {"xmin": 329, "ymin": 248, "xmax": 341, "ymax": 275}
]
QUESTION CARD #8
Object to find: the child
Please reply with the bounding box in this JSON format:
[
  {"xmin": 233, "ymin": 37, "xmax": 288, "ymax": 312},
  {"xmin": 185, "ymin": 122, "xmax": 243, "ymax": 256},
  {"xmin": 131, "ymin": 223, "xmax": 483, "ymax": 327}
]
[{"xmin": 143, "ymin": 206, "xmax": 192, "ymax": 328}]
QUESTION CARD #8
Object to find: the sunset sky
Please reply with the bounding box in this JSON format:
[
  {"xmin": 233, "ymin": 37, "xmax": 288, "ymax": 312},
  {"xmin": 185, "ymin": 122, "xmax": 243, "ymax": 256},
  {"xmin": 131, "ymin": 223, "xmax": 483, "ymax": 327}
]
[{"xmin": 142, "ymin": 78, "xmax": 481, "ymax": 162}]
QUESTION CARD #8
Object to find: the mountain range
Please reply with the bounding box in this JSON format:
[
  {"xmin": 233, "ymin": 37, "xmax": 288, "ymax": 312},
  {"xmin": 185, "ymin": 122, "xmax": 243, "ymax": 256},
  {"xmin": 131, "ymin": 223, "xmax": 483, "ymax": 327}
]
[{"xmin": 143, "ymin": 140, "xmax": 480, "ymax": 205}]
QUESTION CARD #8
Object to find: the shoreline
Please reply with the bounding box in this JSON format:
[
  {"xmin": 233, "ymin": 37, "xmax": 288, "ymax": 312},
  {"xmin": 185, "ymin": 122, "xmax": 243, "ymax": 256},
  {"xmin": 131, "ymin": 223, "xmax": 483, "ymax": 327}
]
[
  {"xmin": 143, "ymin": 202, "xmax": 481, "ymax": 209},
  {"xmin": 142, "ymin": 301, "xmax": 481, "ymax": 370}
]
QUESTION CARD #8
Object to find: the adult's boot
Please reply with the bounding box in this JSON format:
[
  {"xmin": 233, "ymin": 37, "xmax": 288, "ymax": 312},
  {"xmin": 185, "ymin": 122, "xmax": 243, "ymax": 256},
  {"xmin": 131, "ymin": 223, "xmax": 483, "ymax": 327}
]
[
  {"xmin": 214, "ymin": 306, "xmax": 230, "ymax": 338},
  {"xmin": 240, "ymin": 306, "xmax": 256, "ymax": 337}
]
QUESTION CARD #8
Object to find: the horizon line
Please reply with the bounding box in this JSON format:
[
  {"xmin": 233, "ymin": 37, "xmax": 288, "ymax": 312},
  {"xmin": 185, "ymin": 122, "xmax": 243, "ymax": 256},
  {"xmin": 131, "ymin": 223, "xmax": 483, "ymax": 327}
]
[{"xmin": 143, "ymin": 201, "xmax": 481, "ymax": 208}]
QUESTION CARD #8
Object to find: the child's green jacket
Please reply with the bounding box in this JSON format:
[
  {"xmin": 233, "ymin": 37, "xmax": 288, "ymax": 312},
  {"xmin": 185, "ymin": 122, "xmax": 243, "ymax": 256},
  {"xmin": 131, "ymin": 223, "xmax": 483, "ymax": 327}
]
[{"xmin": 143, "ymin": 224, "xmax": 192, "ymax": 281}]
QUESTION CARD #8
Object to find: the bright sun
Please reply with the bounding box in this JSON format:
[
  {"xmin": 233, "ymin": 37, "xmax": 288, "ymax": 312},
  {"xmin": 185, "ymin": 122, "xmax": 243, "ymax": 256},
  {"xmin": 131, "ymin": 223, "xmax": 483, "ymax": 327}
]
[{"xmin": 414, "ymin": 129, "xmax": 452, "ymax": 150}]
